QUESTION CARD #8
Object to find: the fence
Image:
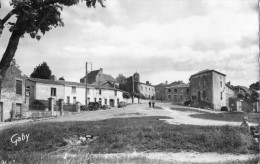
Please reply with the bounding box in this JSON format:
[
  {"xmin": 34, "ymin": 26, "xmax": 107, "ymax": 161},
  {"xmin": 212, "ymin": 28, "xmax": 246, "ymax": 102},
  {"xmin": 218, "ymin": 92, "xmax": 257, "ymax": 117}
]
[
  {"xmin": 29, "ymin": 104, "xmax": 49, "ymax": 111},
  {"xmin": 64, "ymin": 104, "xmax": 77, "ymax": 112}
]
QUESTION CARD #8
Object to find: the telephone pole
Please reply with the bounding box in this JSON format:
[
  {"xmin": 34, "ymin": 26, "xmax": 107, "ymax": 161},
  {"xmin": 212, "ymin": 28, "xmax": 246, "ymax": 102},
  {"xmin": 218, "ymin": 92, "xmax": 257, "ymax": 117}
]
[{"xmin": 85, "ymin": 62, "xmax": 88, "ymax": 109}]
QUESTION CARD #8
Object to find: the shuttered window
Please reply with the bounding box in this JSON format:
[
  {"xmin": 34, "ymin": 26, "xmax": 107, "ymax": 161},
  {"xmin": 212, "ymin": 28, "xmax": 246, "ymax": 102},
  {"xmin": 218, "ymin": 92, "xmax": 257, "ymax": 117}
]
[{"xmin": 16, "ymin": 80, "xmax": 22, "ymax": 95}]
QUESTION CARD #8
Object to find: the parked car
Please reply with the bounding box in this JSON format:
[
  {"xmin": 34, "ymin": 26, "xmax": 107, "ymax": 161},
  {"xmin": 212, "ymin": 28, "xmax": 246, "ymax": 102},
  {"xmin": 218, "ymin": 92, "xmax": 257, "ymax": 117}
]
[{"xmin": 118, "ymin": 101, "xmax": 127, "ymax": 108}]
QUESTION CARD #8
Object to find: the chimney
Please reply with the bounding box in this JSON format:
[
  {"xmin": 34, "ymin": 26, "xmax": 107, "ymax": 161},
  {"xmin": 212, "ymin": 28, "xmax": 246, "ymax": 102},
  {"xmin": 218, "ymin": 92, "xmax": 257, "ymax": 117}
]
[
  {"xmin": 50, "ymin": 75, "xmax": 57, "ymax": 81},
  {"xmin": 227, "ymin": 81, "xmax": 231, "ymax": 85},
  {"xmin": 146, "ymin": 81, "xmax": 149, "ymax": 85},
  {"xmin": 165, "ymin": 81, "xmax": 168, "ymax": 84},
  {"xmin": 100, "ymin": 68, "xmax": 103, "ymax": 73}
]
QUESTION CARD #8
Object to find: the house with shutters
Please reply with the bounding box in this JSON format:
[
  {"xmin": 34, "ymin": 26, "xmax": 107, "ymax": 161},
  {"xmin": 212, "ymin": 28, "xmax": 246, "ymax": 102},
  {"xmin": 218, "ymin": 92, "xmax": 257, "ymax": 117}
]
[
  {"xmin": 0, "ymin": 61, "xmax": 29, "ymax": 122},
  {"xmin": 26, "ymin": 76, "xmax": 124, "ymax": 107},
  {"xmin": 189, "ymin": 69, "xmax": 227, "ymax": 110},
  {"xmin": 165, "ymin": 83, "xmax": 190, "ymax": 104}
]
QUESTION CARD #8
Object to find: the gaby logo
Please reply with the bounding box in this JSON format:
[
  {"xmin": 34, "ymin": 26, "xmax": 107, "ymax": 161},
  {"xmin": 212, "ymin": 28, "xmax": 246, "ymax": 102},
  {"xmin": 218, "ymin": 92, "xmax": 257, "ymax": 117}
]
[{"xmin": 11, "ymin": 133, "xmax": 30, "ymax": 146}]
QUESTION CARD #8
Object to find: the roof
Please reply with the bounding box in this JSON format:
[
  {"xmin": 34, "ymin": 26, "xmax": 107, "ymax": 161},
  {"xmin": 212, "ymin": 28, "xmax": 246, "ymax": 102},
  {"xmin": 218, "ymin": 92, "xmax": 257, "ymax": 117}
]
[
  {"xmin": 103, "ymin": 74, "xmax": 117, "ymax": 82},
  {"xmin": 166, "ymin": 83, "xmax": 189, "ymax": 88},
  {"xmin": 190, "ymin": 69, "xmax": 226, "ymax": 79},
  {"xmin": 155, "ymin": 83, "xmax": 168, "ymax": 87},
  {"xmin": 59, "ymin": 80, "xmax": 96, "ymax": 88},
  {"xmin": 233, "ymin": 85, "xmax": 250, "ymax": 93},
  {"xmin": 226, "ymin": 83, "xmax": 234, "ymax": 90},
  {"xmin": 81, "ymin": 70, "xmax": 100, "ymax": 79},
  {"xmin": 28, "ymin": 78, "xmax": 64, "ymax": 85},
  {"xmin": 138, "ymin": 82, "xmax": 154, "ymax": 86}
]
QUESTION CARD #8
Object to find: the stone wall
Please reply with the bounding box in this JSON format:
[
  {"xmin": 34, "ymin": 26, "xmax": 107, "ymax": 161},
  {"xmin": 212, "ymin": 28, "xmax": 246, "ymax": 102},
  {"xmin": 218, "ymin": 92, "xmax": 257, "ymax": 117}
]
[{"xmin": 0, "ymin": 64, "xmax": 28, "ymax": 122}]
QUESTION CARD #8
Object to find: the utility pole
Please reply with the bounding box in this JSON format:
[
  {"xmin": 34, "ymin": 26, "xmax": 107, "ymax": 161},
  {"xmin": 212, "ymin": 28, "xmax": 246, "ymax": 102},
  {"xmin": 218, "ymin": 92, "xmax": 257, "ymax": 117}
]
[
  {"xmin": 85, "ymin": 62, "xmax": 88, "ymax": 109},
  {"xmin": 132, "ymin": 75, "xmax": 134, "ymax": 103},
  {"xmin": 258, "ymin": 0, "xmax": 260, "ymax": 152}
]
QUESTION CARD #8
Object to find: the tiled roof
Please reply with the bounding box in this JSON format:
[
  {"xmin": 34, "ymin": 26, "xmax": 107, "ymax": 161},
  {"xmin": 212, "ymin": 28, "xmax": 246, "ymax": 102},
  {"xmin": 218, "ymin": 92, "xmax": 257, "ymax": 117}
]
[
  {"xmin": 81, "ymin": 70, "xmax": 100, "ymax": 79},
  {"xmin": 29, "ymin": 78, "xmax": 64, "ymax": 85},
  {"xmin": 103, "ymin": 74, "xmax": 117, "ymax": 82},
  {"xmin": 138, "ymin": 82, "xmax": 154, "ymax": 86},
  {"xmin": 166, "ymin": 83, "xmax": 189, "ymax": 88},
  {"xmin": 155, "ymin": 83, "xmax": 168, "ymax": 87},
  {"xmin": 190, "ymin": 69, "xmax": 226, "ymax": 79},
  {"xmin": 59, "ymin": 80, "xmax": 96, "ymax": 88}
]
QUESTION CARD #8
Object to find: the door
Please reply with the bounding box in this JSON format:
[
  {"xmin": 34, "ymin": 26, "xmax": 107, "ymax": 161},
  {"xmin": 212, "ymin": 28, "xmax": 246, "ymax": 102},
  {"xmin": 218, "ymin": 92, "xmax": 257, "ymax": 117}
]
[
  {"xmin": 15, "ymin": 103, "xmax": 22, "ymax": 116},
  {"xmin": 109, "ymin": 99, "xmax": 114, "ymax": 107}
]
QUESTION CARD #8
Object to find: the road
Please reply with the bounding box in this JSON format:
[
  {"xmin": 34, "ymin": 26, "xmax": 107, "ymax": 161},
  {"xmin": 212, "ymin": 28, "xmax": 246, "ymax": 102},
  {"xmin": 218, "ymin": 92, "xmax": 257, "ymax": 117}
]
[{"xmin": 45, "ymin": 102, "xmax": 243, "ymax": 126}]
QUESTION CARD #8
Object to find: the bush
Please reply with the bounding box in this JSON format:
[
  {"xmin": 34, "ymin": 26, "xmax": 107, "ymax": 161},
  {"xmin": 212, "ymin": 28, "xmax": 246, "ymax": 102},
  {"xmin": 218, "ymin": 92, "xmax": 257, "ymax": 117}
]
[
  {"xmin": 118, "ymin": 102, "xmax": 127, "ymax": 108},
  {"xmin": 221, "ymin": 106, "xmax": 228, "ymax": 111},
  {"xmin": 183, "ymin": 100, "xmax": 191, "ymax": 106},
  {"xmin": 88, "ymin": 102, "xmax": 101, "ymax": 111}
]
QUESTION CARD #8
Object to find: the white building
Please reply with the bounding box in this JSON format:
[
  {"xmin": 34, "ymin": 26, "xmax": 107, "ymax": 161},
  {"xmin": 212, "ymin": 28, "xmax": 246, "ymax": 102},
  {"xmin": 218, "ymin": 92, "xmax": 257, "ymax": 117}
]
[{"xmin": 26, "ymin": 78, "xmax": 124, "ymax": 107}]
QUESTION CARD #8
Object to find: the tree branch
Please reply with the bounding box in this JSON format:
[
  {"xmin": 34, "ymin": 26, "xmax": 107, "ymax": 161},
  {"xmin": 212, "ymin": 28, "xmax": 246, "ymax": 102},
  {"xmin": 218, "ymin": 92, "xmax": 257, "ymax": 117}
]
[{"xmin": 0, "ymin": 9, "xmax": 16, "ymax": 26}]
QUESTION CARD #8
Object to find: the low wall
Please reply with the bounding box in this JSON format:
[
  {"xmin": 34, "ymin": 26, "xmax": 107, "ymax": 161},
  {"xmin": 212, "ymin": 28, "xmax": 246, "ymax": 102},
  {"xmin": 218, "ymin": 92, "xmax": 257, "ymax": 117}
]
[{"xmin": 23, "ymin": 110, "xmax": 58, "ymax": 118}]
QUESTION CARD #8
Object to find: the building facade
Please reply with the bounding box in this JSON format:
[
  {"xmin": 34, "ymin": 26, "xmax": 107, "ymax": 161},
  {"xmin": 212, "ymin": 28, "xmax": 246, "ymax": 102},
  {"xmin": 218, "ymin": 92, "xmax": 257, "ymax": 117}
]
[
  {"xmin": 26, "ymin": 78, "xmax": 124, "ymax": 107},
  {"xmin": 189, "ymin": 69, "xmax": 227, "ymax": 110},
  {"xmin": 80, "ymin": 68, "xmax": 119, "ymax": 87},
  {"xmin": 165, "ymin": 83, "xmax": 190, "ymax": 104},
  {"xmin": 133, "ymin": 73, "xmax": 155, "ymax": 99},
  {"xmin": 0, "ymin": 62, "xmax": 29, "ymax": 122}
]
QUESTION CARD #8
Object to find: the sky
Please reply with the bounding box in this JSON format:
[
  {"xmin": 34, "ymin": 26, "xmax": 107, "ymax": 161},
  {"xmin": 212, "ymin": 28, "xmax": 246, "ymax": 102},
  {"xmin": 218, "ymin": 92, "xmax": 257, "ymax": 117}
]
[{"xmin": 0, "ymin": 0, "xmax": 259, "ymax": 87}]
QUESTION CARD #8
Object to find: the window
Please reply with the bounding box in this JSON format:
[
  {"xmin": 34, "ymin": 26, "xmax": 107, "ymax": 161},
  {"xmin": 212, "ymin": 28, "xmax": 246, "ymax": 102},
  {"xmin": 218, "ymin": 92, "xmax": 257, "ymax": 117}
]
[
  {"xmin": 180, "ymin": 95, "xmax": 183, "ymax": 99},
  {"xmin": 16, "ymin": 80, "xmax": 22, "ymax": 95},
  {"xmin": 203, "ymin": 81, "xmax": 206, "ymax": 88},
  {"xmin": 220, "ymin": 92, "xmax": 223, "ymax": 100},
  {"xmin": 67, "ymin": 96, "xmax": 70, "ymax": 104},
  {"xmin": 174, "ymin": 95, "xmax": 177, "ymax": 100},
  {"xmin": 192, "ymin": 95, "xmax": 196, "ymax": 100},
  {"xmin": 99, "ymin": 89, "xmax": 102, "ymax": 95},
  {"xmin": 202, "ymin": 90, "xmax": 206, "ymax": 98},
  {"xmin": 168, "ymin": 89, "xmax": 171, "ymax": 92},
  {"xmin": 168, "ymin": 95, "xmax": 171, "ymax": 100},
  {"xmin": 94, "ymin": 98, "xmax": 96, "ymax": 102},
  {"xmin": 51, "ymin": 88, "xmax": 56, "ymax": 96},
  {"xmin": 174, "ymin": 89, "xmax": 177, "ymax": 92},
  {"xmin": 99, "ymin": 98, "xmax": 102, "ymax": 104},
  {"xmin": 105, "ymin": 99, "xmax": 107, "ymax": 105},
  {"xmin": 73, "ymin": 97, "xmax": 76, "ymax": 104},
  {"xmin": 220, "ymin": 81, "xmax": 222, "ymax": 87},
  {"xmin": 72, "ymin": 86, "xmax": 76, "ymax": 93},
  {"xmin": 87, "ymin": 88, "xmax": 90, "ymax": 94},
  {"xmin": 114, "ymin": 90, "xmax": 117, "ymax": 96},
  {"xmin": 187, "ymin": 89, "xmax": 189, "ymax": 93}
]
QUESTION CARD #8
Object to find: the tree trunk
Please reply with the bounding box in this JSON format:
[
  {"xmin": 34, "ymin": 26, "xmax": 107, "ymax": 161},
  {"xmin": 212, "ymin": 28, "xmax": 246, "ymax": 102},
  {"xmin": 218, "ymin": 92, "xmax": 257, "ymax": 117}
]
[{"xmin": 0, "ymin": 29, "xmax": 23, "ymax": 101}]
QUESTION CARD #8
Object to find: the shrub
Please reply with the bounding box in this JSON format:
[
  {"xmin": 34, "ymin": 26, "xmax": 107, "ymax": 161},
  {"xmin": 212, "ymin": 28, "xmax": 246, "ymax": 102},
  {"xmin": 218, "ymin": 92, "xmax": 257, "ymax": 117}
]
[{"xmin": 221, "ymin": 106, "xmax": 228, "ymax": 111}]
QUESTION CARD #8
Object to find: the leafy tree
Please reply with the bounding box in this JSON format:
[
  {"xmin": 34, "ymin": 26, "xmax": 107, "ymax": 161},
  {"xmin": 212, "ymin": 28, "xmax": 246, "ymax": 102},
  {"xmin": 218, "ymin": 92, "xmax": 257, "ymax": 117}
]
[
  {"xmin": 249, "ymin": 81, "xmax": 259, "ymax": 90},
  {"xmin": 116, "ymin": 73, "xmax": 126, "ymax": 84},
  {"xmin": 0, "ymin": 0, "xmax": 105, "ymax": 95},
  {"xmin": 30, "ymin": 62, "xmax": 52, "ymax": 79}
]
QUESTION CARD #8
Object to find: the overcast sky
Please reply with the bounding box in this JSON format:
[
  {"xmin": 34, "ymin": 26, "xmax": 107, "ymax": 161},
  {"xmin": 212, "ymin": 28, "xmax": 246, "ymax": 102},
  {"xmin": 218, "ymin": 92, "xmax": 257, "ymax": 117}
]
[{"xmin": 0, "ymin": 0, "xmax": 258, "ymax": 87}]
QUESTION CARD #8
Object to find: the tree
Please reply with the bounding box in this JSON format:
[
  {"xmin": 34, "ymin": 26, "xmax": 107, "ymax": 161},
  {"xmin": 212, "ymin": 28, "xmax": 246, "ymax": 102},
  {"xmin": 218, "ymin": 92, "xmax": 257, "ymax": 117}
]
[
  {"xmin": 249, "ymin": 81, "xmax": 259, "ymax": 90},
  {"xmin": 116, "ymin": 73, "xmax": 126, "ymax": 84},
  {"xmin": 0, "ymin": 0, "xmax": 105, "ymax": 97},
  {"xmin": 30, "ymin": 62, "xmax": 52, "ymax": 79}
]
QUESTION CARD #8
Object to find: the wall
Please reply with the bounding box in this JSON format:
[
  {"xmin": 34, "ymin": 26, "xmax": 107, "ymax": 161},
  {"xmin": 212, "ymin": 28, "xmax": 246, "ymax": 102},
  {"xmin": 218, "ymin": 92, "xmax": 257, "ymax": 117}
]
[
  {"xmin": 35, "ymin": 83, "xmax": 64, "ymax": 101},
  {"xmin": 225, "ymin": 86, "xmax": 235, "ymax": 108},
  {"xmin": 190, "ymin": 72, "xmax": 214, "ymax": 109},
  {"xmin": 0, "ymin": 64, "xmax": 28, "ymax": 121},
  {"xmin": 138, "ymin": 83, "xmax": 155, "ymax": 99},
  {"xmin": 165, "ymin": 86, "xmax": 189, "ymax": 104},
  {"xmin": 64, "ymin": 85, "xmax": 86, "ymax": 105},
  {"xmin": 212, "ymin": 72, "xmax": 226, "ymax": 110}
]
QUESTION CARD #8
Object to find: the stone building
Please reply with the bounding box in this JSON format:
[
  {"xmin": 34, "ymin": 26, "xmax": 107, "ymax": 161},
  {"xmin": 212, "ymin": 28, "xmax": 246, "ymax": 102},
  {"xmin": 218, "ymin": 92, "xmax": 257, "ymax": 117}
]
[
  {"xmin": 80, "ymin": 68, "xmax": 119, "ymax": 88},
  {"xmin": 0, "ymin": 61, "xmax": 29, "ymax": 122},
  {"xmin": 165, "ymin": 83, "xmax": 190, "ymax": 104},
  {"xmin": 133, "ymin": 73, "xmax": 155, "ymax": 99},
  {"xmin": 189, "ymin": 69, "xmax": 228, "ymax": 110}
]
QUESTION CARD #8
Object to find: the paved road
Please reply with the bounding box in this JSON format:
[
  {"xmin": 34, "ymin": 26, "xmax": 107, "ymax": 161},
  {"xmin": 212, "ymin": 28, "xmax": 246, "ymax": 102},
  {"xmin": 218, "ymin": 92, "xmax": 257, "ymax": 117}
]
[{"xmin": 43, "ymin": 102, "xmax": 244, "ymax": 126}]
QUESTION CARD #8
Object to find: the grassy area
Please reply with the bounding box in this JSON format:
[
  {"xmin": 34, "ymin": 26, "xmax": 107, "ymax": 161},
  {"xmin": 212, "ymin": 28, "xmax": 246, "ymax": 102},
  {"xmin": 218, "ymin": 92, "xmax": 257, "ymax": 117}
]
[
  {"xmin": 0, "ymin": 116, "xmax": 258, "ymax": 163},
  {"xmin": 171, "ymin": 107, "xmax": 208, "ymax": 113},
  {"xmin": 190, "ymin": 112, "xmax": 259, "ymax": 124}
]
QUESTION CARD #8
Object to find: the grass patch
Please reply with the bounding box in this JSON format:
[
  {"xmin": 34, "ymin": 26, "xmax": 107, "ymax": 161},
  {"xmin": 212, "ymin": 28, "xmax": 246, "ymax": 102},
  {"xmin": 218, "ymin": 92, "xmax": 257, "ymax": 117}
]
[
  {"xmin": 0, "ymin": 116, "xmax": 258, "ymax": 162},
  {"xmin": 171, "ymin": 107, "xmax": 208, "ymax": 113},
  {"xmin": 190, "ymin": 112, "xmax": 259, "ymax": 124}
]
